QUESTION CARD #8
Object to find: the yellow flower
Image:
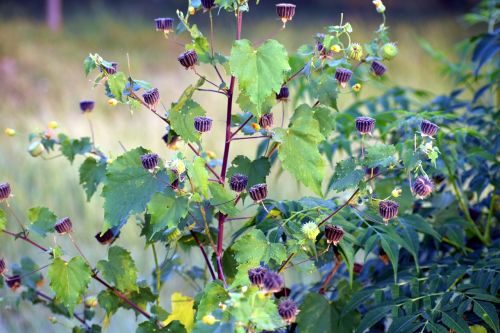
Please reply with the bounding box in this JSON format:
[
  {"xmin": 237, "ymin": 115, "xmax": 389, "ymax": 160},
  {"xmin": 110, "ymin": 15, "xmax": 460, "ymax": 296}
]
[
  {"xmin": 84, "ymin": 296, "xmax": 98, "ymax": 308},
  {"xmin": 202, "ymin": 314, "xmax": 216, "ymax": 325},
  {"xmin": 108, "ymin": 98, "xmax": 118, "ymax": 106},
  {"xmin": 352, "ymin": 83, "xmax": 362, "ymax": 92},
  {"xmin": 302, "ymin": 222, "xmax": 320, "ymax": 240},
  {"xmin": 330, "ymin": 44, "xmax": 341, "ymax": 53},
  {"xmin": 218, "ymin": 303, "xmax": 227, "ymax": 311},
  {"xmin": 251, "ymin": 122, "xmax": 261, "ymax": 131},
  {"xmin": 206, "ymin": 150, "xmax": 216, "ymax": 159},
  {"xmin": 4, "ymin": 128, "xmax": 16, "ymax": 137},
  {"xmin": 48, "ymin": 121, "xmax": 59, "ymax": 129},
  {"xmin": 171, "ymin": 159, "xmax": 186, "ymax": 175},
  {"xmin": 348, "ymin": 43, "xmax": 363, "ymax": 61},
  {"xmin": 391, "ymin": 188, "xmax": 402, "ymax": 198},
  {"xmin": 188, "ymin": 6, "xmax": 196, "ymax": 15}
]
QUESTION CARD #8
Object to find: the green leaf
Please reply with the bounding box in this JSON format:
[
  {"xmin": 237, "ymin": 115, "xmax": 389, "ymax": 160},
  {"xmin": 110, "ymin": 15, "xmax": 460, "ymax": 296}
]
[
  {"xmin": 399, "ymin": 214, "xmax": 441, "ymax": 241},
  {"xmin": 137, "ymin": 321, "xmax": 187, "ymax": 333},
  {"xmin": 186, "ymin": 37, "xmax": 211, "ymax": 64},
  {"xmin": 48, "ymin": 257, "xmax": 92, "ymax": 314},
  {"xmin": 79, "ymin": 157, "xmax": 107, "ymax": 201},
  {"xmin": 380, "ymin": 234, "xmax": 400, "ymax": 283},
  {"xmin": 98, "ymin": 285, "xmax": 155, "ymax": 317},
  {"xmin": 147, "ymin": 190, "xmax": 189, "ymax": 234},
  {"xmin": 231, "ymin": 229, "xmax": 286, "ymax": 286},
  {"xmin": 473, "ymin": 301, "xmax": 499, "ymax": 333},
  {"xmin": 236, "ymin": 91, "xmax": 275, "ymax": 116},
  {"xmin": 195, "ymin": 281, "xmax": 229, "ymax": 320},
  {"xmin": 208, "ymin": 183, "xmax": 239, "ymax": 217},
  {"xmin": 187, "ymin": 157, "xmax": 209, "ymax": 198},
  {"xmin": 97, "ymin": 246, "xmax": 139, "ymax": 292},
  {"xmin": 290, "ymin": 104, "xmax": 336, "ymax": 138},
  {"xmin": 58, "ymin": 134, "xmax": 93, "ymax": 164},
  {"xmin": 310, "ymin": 75, "xmax": 339, "ymax": 111},
  {"xmin": 107, "ymin": 72, "xmax": 128, "ymax": 102},
  {"xmin": 276, "ymin": 109, "xmax": 325, "ymax": 196},
  {"xmin": 329, "ymin": 158, "xmax": 364, "ymax": 192},
  {"xmin": 338, "ymin": 240, "xmax": 355, "ymax": 287},
  {"xmin": 355, "ymin": 305, "xmax": 392, "ymax": 333},
  {"xmin": 388, "ymin": 314, "xmax": 422, "ymax": 333},
  {"xmin": 102, "ymin": 147, "xmax": 169, "ymax": 229},
  {"xmin": 297, "ymin": 293, "xmax": 343, "ymax": 333},
  {"xmin": 0, "ymin": 208, "xmax": 6, "ymax": 230},
  {"xmin": 83, "ymin": 55, "xmax": 97, "ymax": 76},
  {"xmin": 162, "ymin": 293, "xmax": 195, "ymax": 332},
  {"xmin": 342, "ymin": 288, "xmax": 376, "ymax": 316},
  {"xmin": 227, "ymin": 155, "xmax": 271, "ymax": 188},
  {"xmin": 441, "ymin": 311, "xmax": 470, "ymax": 333},
  {"xmin": 28, "ymin": 207, "xmax": 57, "ymax": 237},
  {"xmin": 363, "ymin": 143, "xmax": 397, "ymax": 168},
  {"xmin": 230, "ymin": 39, "xmax": 290, "ymax": 117}
]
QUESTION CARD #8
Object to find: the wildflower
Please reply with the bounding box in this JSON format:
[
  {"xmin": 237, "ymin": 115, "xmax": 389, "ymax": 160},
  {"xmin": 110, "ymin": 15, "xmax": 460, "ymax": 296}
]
[
  {"xmin": 330, "ymin": 44, "xmax": 341, "ymax": 53},
  {"xmin": 107, "ymin": 98, "xmax": 118, "ymax": 106},
  {"xmin": 202, "ymin": 314, "xmax": 217, "ymax": 325},
  {"xmin": 5, "ymin": 128, "xmax": 16, "ymax": 136},
  {"xmin": 352, "ymin": 83, "xmax": 362, "ymax": 92},
  {"xmin": 301, "ymin": 222, "xmax": 320, "ymax": 240}
]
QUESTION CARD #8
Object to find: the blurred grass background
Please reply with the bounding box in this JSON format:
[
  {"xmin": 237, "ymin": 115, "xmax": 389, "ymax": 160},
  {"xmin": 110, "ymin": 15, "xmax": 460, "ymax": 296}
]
[{"xmin": 0, "ymin": 1, "xmax": 475, "ymax": 331}]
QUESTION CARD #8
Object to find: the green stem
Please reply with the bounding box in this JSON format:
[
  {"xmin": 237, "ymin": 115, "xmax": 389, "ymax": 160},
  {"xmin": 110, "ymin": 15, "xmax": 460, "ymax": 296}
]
[
  {"xmin": 151, "ymin": 243, "xmax": 161, "ymax": 308},
  {"xmin": 484, "ymin": 193, "xmax": 495, "ymax": 243}
]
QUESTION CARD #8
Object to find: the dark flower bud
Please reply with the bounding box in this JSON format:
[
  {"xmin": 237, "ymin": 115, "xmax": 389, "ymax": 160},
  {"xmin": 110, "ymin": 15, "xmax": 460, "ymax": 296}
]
[
  {"xmin": 365, "ymin": 166, "xmax": 380, "ymax": 178},
  {"xmin": 355, "ymin": 117, "xmax": 376, "ymax": 135},
  {"xmin": 95, "ymin": 229, "xmax": 118, "ymax": 245},
  {"xmin": 262, "ymin": 270, "xmax": 284, "ymax": 293},
  {"xmin": 103, "ymin": 62, "xmax": 118, "ymax": 75},
  {"xmin": 324, "ymin": 225, "xmax": 344, "ymax": 245},
  {"xmin": 141, "ymin": 153, "xmax": 159, "ymax": 170},
  {"xmin": 379, "ymin": 200, "xmax": 399, "ymax": 223},
  {"xmin": 178, "ymin": 50, "xmax": 198, "ymax": 69},
  {"xmin": 143, "ymin": 88, "xmax": 160, "ymax": 108},
  {"xmin": 0, "ymin": 182, "xmax": 11, "ymax": 201},
  {"xmin": 79, "ymin": 100, "xmax": 95, "ymax": 113},
  {"xmin": 353, "ymin": 263, "xmax": 363, "ymax": 275},
  {"xmin": 162, "ymin": 132, "xmax": 180, "ymax": 150},
  {"xmin": 276, "ymin": 3, "xmax": 296, "ymax": 27},
  {"xmin": 201, "ymin": 0, "xmax": 216, "ymax": 10},
  {"xmin": 230, "ymin": 174, "xmax": 248, "ymax": 193},
  {"xmin": 276, "ymin": 85, "xmax": 289, "ymax": 101},
  {"xmin": 371, "ymin": 60, "xmax": 386, "ymax": 76},
  {"xmin": 278, "ymin": 299, "xmax": 299, "ymax": 324},
  {"xmin": 0, "ymin": 258, "xmax": 6, "ymax": 275},
  {"xmin": 248, "ymin": 267, "xmax": 267, "ymax": 287},
  {"xmin": 155, "ymin": 18, "xmax": 174, "ymax": 32},
  {"xmin": 335, "ymin": 68, "xmax": 353, "ymax": 88},
  {"xmin": 412, "ymin": 176, "xmax": 434, "ymax": 199},
  {"xmin": 432, "ymin": 173, "xmax": 445, "ymax": 185},
  {"xmin": 55, "ymin": 217, "xmax": 73, "ymax": 234},
  {"xmin": 249, "ymin": 183, "xmax": 268, "ymax": 203},
  {"xmin": 259, "ymin": 113, "xmax": 274, "ymax": 130},
  {"xmin": 420, "ymin": 120, "xmax": 439, "ymax": 137},
  {"xmin": 194, "ymin": 116, "xmax": 213, "ymax": 133},
  {"xmin": 6, "ymin": 275, "xmax": 21, "ymax": 290}
]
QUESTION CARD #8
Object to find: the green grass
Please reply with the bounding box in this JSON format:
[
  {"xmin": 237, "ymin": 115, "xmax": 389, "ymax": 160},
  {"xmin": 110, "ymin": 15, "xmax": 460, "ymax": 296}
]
[{"xmin": 0, "ymin": 12, "xmax": 467, "ymax": 332}]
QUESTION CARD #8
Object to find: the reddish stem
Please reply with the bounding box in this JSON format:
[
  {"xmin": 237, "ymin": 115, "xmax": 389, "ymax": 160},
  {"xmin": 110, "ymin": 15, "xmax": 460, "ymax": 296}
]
[
  {"xmin": 319, "ymin": 256, "xmax": 342, "ymax": 294},
  {"xmin": 190, "ymin": 230, "xmax": 217, "ymax": 281},
  {"xmin": 36, "ymin": 290, "xmax": 90, "ymax": 329},
  {"xmin": 230, "ymin": 115, "xmax": 253, "ymax": 139},
  {"xmin": 230, "ymin": 135, "xmax": 271, "ymax": 142}
]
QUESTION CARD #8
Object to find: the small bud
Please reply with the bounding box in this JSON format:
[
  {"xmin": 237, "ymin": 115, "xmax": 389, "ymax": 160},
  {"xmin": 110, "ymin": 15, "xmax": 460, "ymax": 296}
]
[
  {"xmin": 79, "ymin": 100, "xmax": 95, "ymax": 113},
  {"xmin": 258, "ymin": 113, "xmax": 274, "ymax": 130},
  {"xmin": 348, "ymin": 43, "xmax": 363, "ymax": 61},
  {"xmin": 230, "ymin": 174, "xmax": 248, "ymax": 193},
  {"xmin": 301, "ymin": 222, "xmax": 320, "ymax": 240},
  {"xmin": 155, "ymin": 18, "xmax": 174, "ymax": 33},
  {"xmin": 420, "ymin": 120, "xmax": 439, "ymax": 138},
  {"xmin": 378, "ymin": 200, "xmax": 399, "ymax": 223},
  {"xmin": 355, "ymin": 117, "xmax": 376, "ymax": 135},
  {"xmin": 142, "ymin": 88, "xmax": 160, "ymax": 109},
  {"xmin": 391, "ymin": 188, "xmax": 402, "ymax": 198},
  {"xmin": 276, "ymin": 3, "xmax": 296, "ymax": 27},
  {"xmin": 48, "ymin": 121, "xmax": 58, "ymax": 129},
  {"xmin": 202, "ymin": 314, "xmax": 216, "ymax": 325},
  {"xmin": 188, "ymin": 6, "xmax": 196, "ymax": 15},
  {"xmin": 276, "ymin": 85, "xmax": 289, "ymax": 101},
  {"xmin": 178, "ymin": 50, "xmax": 198, "ymax": 69},
  {"xmin": 6, "ymin": 275, "xmax": 21, "ymax": 291},
  {"xmin": 249, "ymin": 183, "xmax": 268, "ymax": 203},
  {"xmin": 381, "ymin": 42, "xmax": 398, "ymax": 60},
  {"xmin": 194, "ymin": 116, "xmax": 213, "ymax": 133},
  {"xmin": 206, "ymin": 151, "xmax": 216, "ymax": 159},
  {"xmin": 371, "ymin": 61, "xmax": 387, "ymax": 76},
  {"xmin": 107, "ymin": 98, "xmax": 118, "ymax": 106},
  {"xmin": 218, "ymin": 303, "xmax": 227, "ymax": 311},
  {"xmin": 262, "ymin": 270, "xmax": 284, "ymax": 293},
  {"xmin": 141, "ymin": 153, "xmax": 159, "ymax": 170},
  {"xmin": 330, "ymin": 44, "xmax": 341, "ymax": 53},
  {"xmin": 55, "ymin": 217, "xmax": 73, "ymax": 234},
  {"xmin": 335, "ymin": 68, "xmax": 353, "ymax": 88},
  {"xmin": 413, "ymin": 176, "xmax": 434, "ymax": 199},
  {"xmin": 372, "ymin": 0, "xmax": 386, "ymax": 13},
  {"xmin": 201, "ymin": 0, "xmax": 216, "ymax": 10},
  {"xmin": 278, "ymin": 299, "xmax": 299, "ymax": 324},
  {"xmin": 4, "ymin": 128, "xmax": 16, "ymax": 137},
  {"xmin": 352, "ymin": 83, "xmax": 362, "ymax": 92},
  {"xmin": 0, "ymin": 183, "xmax": 12, "ymax": 201},
  {"xmin": 248, "ymin": 267, "xmax": 268, "ymax": 287},
  {"xmin": 324, "ymin": 225, "xmax": 344, "ymax": 245},
  {"xmin": 251, "ymin": 122, "xmax": 261, "ymax": 131},
  {"xmin": 84, "ymin": 296, "xmax": 98, "ymax": 308},
  {"xmin": 0, "ymin": 258, "xmax": 6, "ymax": 275},
  {"xmin": 353, "ymin": 263, "xmax": 364, "ymax": 275},
  {"xmin": 95, "ymin": 229, "xmax": 118, "ymax": 245}
]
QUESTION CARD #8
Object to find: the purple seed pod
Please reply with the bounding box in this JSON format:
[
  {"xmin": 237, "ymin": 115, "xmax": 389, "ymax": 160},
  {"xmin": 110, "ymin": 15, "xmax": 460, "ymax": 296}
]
[
  {"xmin": 420, "ymin": 120, "xmax": 439, "ymax": 137},
  {"xmin": 194, "ymin": 116, "xmax": 213, "ymax": 133},
  {"xmin": 55, "ymin": 217, "xmax": 73, "ymax": 234},
  {"xmin": 276, "ymin": 85, "xmax": 289, "ymax": 101},
  {"xmin": 0, "ymin": 182, "xmax": 11, "ymax": 201},
  {"xmin": 79, "ymin": 100, "xmax": 95, "ymax": 113},
  {"xmin": 143, "ymin": 88, "xmax": 160, "ymax": 108},
  {"xmin": 412, "ymin": 176, "xmax": 434, "ymax": 198},
  {"xmin": 276, "ymin": 3, "xmax": 296, "ymax": 26},
  {"xmin": 324, "ymin": 225, "xmax": 344, "ymax": 245},
  {"xmin": 353, "ymin": 263, "xmax": 364, "ymax": 275},
  {"xmin": 248, "ymin": 267, "xmax": 267, "ymax": 287},
  {"xmin": 249, "ymin": 183, "xmax": 268, "ymax": 203},
  {"xmin": 230, "ymin": 174, "xmax": 248, "ymax": 193},
  {"xmin": 6, "ymin": 275, "xmax": 21, "ymax": 290},
  {"xmin": 259, "ymin": 113, "xmax": 274, "ymax": 130},
  {"xmin": 201, "ymin": 0, "xmax": 216, "ymax": 9},
  {"xmin": 178, "ymin": 50, "xmax": 198, "ymax": 69},
  {"xmin": 355, "ymin": 117, "xmax": 376, "ymax": 135},
  {"xmin": 95, "ymin": 229, "xmax": 117, "ymax": 245},
  {"xmin": 0, "ymin": 258, "xmax": 6, "ymax": 275},
  {"xmin": 155, "ymin": 18, "xmax": 174, "ymax": 32},
  {"xmin": 379, "ymin": 200, "xmax": 399, "ymax": 222},
  {"xmin": 335, "ymin": 68, "xmax": 353, "ymax": 88},
  {"xmin": 365, "ymin": 166, "xmax": 380, "ymax": 178},
  {"xmin": 103, "ymin": 62, "xmax": 118, "ymax": 75},
  {"xmin": 278, "ymin": 299, "xmax": 299, "ymax": 324},
  {"xmin": 371, "ymin": 61, "xmax": 386, "ymax": 76},
  {"xmin": 262, "ymin": 270, "xmax": 284, "ymax": 293},
  {"xmin": 141, "ymin": 153, "xmax": 159, "ymax": 170}
]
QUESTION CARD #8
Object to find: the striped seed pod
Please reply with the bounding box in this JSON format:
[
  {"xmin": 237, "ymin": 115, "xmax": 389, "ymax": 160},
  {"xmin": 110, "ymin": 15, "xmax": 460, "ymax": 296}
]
[
  {"xmin": 178, "ymin": 50, "xmax": 198, "ymax": 69},
  {"xmin": 324, "ymin": 225, "xmax": 344, "ymax": 245},
  {"xmin": 420, "ymin": 120, "xmax": 439, "ymax": 137},
  {"xmin": 54, "ymin": 217, "xmax": 73, "ymax": 234},
  {"xmin": 355, "ymin": 117, "xmax": 376, "ymax": 135},
  {"xmin": 249, "ymin": 183, "xmax": 268, "ymax": 203},
  {"xmin": 141, "ymin": 153, "xmax": 159, "ymax": 170},
  {"xmin": 79, "ymin": 100, "xmax": 95, "ymax": 113},
  {"xmin": 259, "ymin": 113, "xmax": 274, "ymax": 130},
  {"xmin": 412, "ymin": 176, "xmax": 434, "ymax": 199},
  {"xmin": 0, "ymin": 183, "xmax": 11, "ymax": 201},
  {"xmin": 335, "ymin": 68, "xmax": 353, "ymax": 88},
  {"xmin": 379, "ymin": 200, "xmax": 399, "ymax": 223},
  {"xmin": 278, "ymin": 299, "xmax": 299, "ymax": 324},
  {"xmin": 143, "ymin": 88, "xmax": 160, "ymax": 108},
  {"xmin": 371, "ymin": 60, "xmax": 387, "ymax": 76},
  {"xmin": 248, "ymin": 267, "xmax": 267, "ymax": 287},
  {"xmin": 276, "ymin": 3, "xmax": 296, "ymax": 27},
  {"xmin": 194, "ymin": 117, "xmax": 213, "ymax": 133},
  {"xmin": 230, "ymin": 174, "xmax": 248, "ymax": 193}
]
